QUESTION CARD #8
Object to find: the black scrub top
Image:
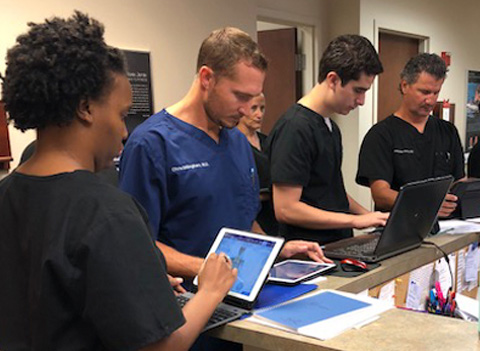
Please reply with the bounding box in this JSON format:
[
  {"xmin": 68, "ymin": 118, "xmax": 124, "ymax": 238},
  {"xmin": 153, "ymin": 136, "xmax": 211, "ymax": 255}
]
[
  {"xmin": 266, "ymin": 104, "xmax": 352, "ymax": 245},
  {"xmin": 356, "ymin": 115, "xmax": 465, "ymax": 194},
  {"xmin": 251, "ymin": 132, "xmax": 279, "ymax": 235}
]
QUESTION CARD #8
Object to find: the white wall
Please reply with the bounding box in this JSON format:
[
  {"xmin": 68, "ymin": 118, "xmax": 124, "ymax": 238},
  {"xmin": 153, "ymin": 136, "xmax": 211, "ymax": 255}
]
[{"xmin": 0, "ymin": 0, "xmax": 258, "ymax": 169}]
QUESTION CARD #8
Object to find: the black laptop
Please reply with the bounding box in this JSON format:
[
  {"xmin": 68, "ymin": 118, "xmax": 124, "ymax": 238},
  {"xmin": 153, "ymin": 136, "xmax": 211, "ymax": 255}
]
[
  {"xmin": 324, "ymin": 176, "xmax": 453, "ymax": 263},
  {"xmin": 176, "ymin": 227, "xmax": 284, "ymax": 332}
]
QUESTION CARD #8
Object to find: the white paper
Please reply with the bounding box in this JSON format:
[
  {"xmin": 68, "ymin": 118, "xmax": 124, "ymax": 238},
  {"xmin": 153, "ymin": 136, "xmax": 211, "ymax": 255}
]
[
  {"xmin": 438, "ymin": 219, "xmax": 480, "ymax": 234},
  {"xmin": 378, "ymin": 280, "xmax": 395, "ymax": 306},
  {"xmin": 457, "ymin": 250, "xmax": 466, "ymax": 293},
  {"xmin": 465, "ymin": 244, "xmax": 479, "ymax": 284},
  {"xmin": 455, "ymin": 294, "xmax": 479, "ymax": 320},
  {"xmin": 442, "ymin": 107, "xmax": 450, "ymax": 122},
  {"xmin": 353, "ymin": 315, "xmax": 379, "ymax": 329},
  {"xmin": 305, "ymin": 276, "xmax": 327, "ymax": 284},
  {"xmin": 405, "ymin": 263, "xmax": 434, "ymax": 310},
  {"xmin": 356, "ymin": 289, "xmax": 369, "ymax": 297},
  {"xmin": 405, "ymin": 280, "xmax": 422, "ymax": 309}
]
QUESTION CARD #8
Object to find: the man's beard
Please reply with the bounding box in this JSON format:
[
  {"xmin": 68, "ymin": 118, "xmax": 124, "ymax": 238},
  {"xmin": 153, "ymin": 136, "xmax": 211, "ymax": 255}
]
[{"xmin": 204, "ymin": 97, "xmax": 241, "ymax": 129}]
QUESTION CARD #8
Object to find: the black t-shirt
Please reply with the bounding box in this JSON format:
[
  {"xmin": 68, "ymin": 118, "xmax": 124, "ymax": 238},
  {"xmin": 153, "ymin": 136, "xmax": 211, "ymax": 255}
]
[
  {"xmin": 0, "ymin": 170, "xmax": 185, "ymax": 351},
  {"xmin": 252, "ymin": 132, "xmax": 271, "ymax": 190},
  {"xmin": 356, "ymin": 115, "xmax": 465, "ymax": 201},
  {"xmin": 251, "ymin": 132, "xmax": 279, "ymax": 235},
  {"xmin": 266, "ymin": 104, "xmax": 352, "ymax": 245}
]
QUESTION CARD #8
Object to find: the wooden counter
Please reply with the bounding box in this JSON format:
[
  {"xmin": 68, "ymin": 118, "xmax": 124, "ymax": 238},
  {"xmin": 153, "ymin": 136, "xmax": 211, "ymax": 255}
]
[{"xmin": 210, "ymin": 232, "xmax": 480, "ymax": 351}]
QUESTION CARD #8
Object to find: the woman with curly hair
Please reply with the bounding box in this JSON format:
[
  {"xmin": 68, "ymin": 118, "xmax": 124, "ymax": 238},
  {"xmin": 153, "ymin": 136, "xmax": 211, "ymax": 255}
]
[{"xmin": 0, "ymin": 11, "xmax": 236, "ymax": 351}]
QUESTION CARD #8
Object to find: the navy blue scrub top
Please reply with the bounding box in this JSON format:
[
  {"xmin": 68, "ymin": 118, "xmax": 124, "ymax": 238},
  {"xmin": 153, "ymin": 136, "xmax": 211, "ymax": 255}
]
[{"xmin": 119, "ymin": 109, "xmax": 260, "ymax": 258}]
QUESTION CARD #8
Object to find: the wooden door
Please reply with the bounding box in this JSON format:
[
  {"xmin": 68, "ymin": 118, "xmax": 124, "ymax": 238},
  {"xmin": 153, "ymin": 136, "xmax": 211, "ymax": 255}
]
[
  {"xmin": 378, "ymin": 32, "xmax": 420, "ymax": 122},
  {"xmin": 258, "ymin": 28, "xmax": 302, "ymax": 134},
  {"xmin": 0, "ymin": 102, "xmax": 12, "ymax": 170}
]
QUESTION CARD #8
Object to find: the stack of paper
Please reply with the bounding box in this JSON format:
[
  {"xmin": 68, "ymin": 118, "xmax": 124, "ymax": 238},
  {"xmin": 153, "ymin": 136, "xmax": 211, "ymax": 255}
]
[
  {"xmin": 438, "ymin": 219, "xmax": 480, "ymax": 234},
  {"xmin": 248, "ymin": 290, "xmax": 391, "ymax": 340},
  {"xmin": 455, "ymin": 294, "xmax": 479, "ymax": 321}
]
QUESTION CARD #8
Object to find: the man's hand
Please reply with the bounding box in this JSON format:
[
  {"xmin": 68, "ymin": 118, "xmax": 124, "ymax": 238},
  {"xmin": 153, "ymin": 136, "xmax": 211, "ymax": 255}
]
[
  {"xmin": 280, "ymin": 240, "xmax": 333, "ymax": 263},
  {"xmin": 167, "ymin": 274, "xmax": 186, "ymax": 295},
  {"xmin": 438, "ymin": 193, "xmax": 458, "ymax": 218},
  {"xmin": 352, "ymin": 211, "xmax": 389, "ymax": 229}
]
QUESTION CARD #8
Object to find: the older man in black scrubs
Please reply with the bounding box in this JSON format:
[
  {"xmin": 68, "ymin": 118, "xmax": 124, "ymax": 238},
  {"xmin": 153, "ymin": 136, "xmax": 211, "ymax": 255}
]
[
  {"xmin": 266, "ymin": 35, "xmax": 389, "ymax": 245},
  {"xmin": 356, "ymin": 53, "xmax": 464, "ymax": 217}
]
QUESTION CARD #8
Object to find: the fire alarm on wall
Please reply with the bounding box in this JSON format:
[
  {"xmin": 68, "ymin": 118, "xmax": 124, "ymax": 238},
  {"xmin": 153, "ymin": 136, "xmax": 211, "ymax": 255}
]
[{"xmin": 441, "ymin": 52, "xmax": 451, "ymax": 67}]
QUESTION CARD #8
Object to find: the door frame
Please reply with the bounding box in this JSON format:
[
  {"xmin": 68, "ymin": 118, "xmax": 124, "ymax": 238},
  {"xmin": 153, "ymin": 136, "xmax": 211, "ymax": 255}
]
[
  {"xmin": 357, "ymin": 21, "xmax": 430, "ymax": 210},
  {"xmin": 257, "ymin": 16, "xmax": 316, "ymax": 95},
  {"xmin": 372, "ymin": 23, "xmax": 429, "ymax": 126}
]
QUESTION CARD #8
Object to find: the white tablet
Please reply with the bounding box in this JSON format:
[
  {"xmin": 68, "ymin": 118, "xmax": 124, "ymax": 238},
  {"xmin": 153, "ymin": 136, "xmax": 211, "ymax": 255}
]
[
  {"xmin": 193, "ymin": 228, "xmax": 284, "ymax": 306},
  {"xmin": 268, "ymin": 259, "xmax": 336, "ymax": 285}
]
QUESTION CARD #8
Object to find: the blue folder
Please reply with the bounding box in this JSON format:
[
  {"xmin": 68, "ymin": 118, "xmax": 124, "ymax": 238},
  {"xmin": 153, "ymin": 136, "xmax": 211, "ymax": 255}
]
[
  {"xmin": 254, "ymin": 283, "xmax": 317, "ymax": 310},
  {"xmin": 256, "ymin": 291, "xmax": 371, "ymax": 329}
]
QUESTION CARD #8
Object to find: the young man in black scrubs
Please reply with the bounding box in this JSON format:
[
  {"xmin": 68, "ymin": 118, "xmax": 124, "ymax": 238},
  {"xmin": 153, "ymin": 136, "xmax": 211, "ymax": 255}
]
[
  {"xmin": 266, "ymin": 35, "xmax": 389, "ymax": 245},
  {"xmin": 356, "ymin": 53, "xmax": 464, "ymax": 216},
  {"xmin": 0, "ymin": 12, "xmax": 237, "ymax": 351}
]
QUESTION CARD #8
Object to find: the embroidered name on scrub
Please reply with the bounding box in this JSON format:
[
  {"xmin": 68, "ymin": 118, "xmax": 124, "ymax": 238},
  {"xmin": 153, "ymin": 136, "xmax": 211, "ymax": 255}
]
[
  {"xmin": 171, "ymin": 162, "xmax": 210, "ymax": 173},
  {"xmin": 393, "ymin": 149, "xmax": 414, "ymax": 154}
]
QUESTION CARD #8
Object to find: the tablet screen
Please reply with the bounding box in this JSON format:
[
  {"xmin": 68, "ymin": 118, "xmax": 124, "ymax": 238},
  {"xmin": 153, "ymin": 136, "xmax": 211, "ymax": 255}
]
[
  {"xmin": 194, "ymin": 228, "xmax": 284, "ymax": 302},
  {"xmin": 216, "ymin": 232, "xmax": 276, "ymax": 296},
  {"xmin": 269, "ymin": 260, "xmax": 335, "ymax": 283}
]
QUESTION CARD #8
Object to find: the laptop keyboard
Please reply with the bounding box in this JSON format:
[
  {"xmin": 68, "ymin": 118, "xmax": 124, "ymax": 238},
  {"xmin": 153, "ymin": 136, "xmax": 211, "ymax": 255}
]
[
  {"xmin": 176, "ymin": 293, "xmax": 242, "ymax": 331},
  {"xmin": 332, "ymin": 237, "xmax": 380, "ymax": 256}
]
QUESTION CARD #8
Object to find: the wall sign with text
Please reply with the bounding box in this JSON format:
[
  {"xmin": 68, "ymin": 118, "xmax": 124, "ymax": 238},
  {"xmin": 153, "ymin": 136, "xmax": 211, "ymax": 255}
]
[{"xmin": 121, "ymin": 50, "xmax": 154, "ymax": 134}]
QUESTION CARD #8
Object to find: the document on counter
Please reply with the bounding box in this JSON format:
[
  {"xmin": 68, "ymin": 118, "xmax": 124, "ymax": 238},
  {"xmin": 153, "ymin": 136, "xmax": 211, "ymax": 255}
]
[
  {"xmin": 465, "ymin": 244, "xmax": 479, "ymax": 287},
  {"xmin": 405, "ymin": 262, "xmax": 434, "ymax": 310},
  {"xmin": 455, "ymin": 294, "xmax": 479, "ymax": 321},
  {"xmin": 457, "ymin": 250, "xmax": 466, "ymax": 293},
  {"xmin": 438, "ymin": 219, "xmax": 480, "ymax": 234},
  {"xmin": 248, "ymin": 290, "xmax": 391, "ymax": 340},
  {"xmin": 378, "ymin": 280, "xmax": 395, "ymax": 306}
]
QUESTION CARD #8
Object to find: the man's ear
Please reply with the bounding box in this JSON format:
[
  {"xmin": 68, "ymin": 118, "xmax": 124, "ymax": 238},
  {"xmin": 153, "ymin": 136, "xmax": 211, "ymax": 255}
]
[
  {"xmin": 76, "ymin": 98, "xmax": 94, "ymax": 124},
  {"xmin": 399, "ymin": 80, "xmax": 408, "ymax": 95},
  {"xmin": 198, "ymin": 65, "xmax": 215, "ymax": 91},
  {"xmin": 325, "ymin": 71, "xmax": 341, "ymax": 91}
]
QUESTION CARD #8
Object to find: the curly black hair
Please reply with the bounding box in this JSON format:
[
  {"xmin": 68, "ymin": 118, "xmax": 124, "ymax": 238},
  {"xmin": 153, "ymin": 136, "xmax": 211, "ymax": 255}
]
[
  {"xmin": 2, "ymin": 11, "xmax": 126, "ymax": 131},
  {"xmin": 318, "ymin": 34, "xmax": 383, "ymax": 85}
]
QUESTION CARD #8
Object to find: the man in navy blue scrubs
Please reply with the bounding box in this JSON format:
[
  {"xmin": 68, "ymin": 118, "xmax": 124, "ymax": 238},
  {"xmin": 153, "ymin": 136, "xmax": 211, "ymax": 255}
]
[{"xmin": 119, "ymin": 27, "xmax": 330, "ymax": 281}]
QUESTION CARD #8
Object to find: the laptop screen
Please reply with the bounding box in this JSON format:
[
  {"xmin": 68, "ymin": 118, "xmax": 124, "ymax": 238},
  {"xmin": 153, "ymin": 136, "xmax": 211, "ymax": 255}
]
[{"xmin": 194, "ymin": 228, "xmax": 284, "ymax": 303}]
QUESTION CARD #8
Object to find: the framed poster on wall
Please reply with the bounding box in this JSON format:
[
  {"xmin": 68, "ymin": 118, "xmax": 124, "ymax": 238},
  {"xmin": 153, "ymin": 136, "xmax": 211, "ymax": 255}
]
[
  {"xmin": 121, "ymin": 50, "xmax": 154, "ymax": 134},
  {"xmin": 466, "ymin": 70, "xmax": 480, "ymax": 151}
]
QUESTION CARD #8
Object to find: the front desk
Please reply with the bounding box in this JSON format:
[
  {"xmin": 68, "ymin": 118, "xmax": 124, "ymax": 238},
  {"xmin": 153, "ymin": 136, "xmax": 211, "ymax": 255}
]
[{"xmin": 210, "ymin": 232, "xmax": 480, "ymax": 351}]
